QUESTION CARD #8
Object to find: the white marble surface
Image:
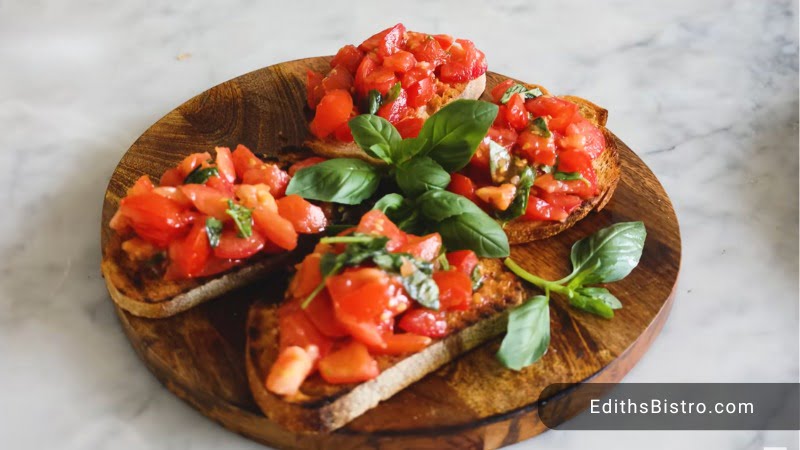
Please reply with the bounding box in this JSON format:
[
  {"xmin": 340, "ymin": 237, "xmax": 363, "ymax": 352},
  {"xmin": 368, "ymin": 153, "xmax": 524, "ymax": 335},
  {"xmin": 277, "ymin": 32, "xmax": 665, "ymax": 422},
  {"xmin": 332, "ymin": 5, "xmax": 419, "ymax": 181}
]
[{"xmin": 1, "ymin": 0, "xmax": 798, "ymax": 449}]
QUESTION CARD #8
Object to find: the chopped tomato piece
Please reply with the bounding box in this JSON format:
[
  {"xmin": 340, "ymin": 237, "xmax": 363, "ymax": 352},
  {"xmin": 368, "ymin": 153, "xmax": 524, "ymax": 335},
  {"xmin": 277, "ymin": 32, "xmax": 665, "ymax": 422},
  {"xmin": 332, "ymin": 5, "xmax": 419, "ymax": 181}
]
[
  {"xmin": 398, "ymin": 308, "xmax": 448, "ymax": 338},
  {"xmin": 279, "ymin": 305, "xmax": 332, "ymax": 356},
  {"xmin": 432, "ymin": 34, "xmax": 455, "ymax": 50},
  {"xmin": 242, "ymin": 164, "xmax": 290, "ymax": 198},
  {"xmin": 567, "ymin": 119, "xmax": 606, "ymax": 158},
  {"xmin": 439, "ymin": 40, "xmax": 487, "ymax": 82},
  {"xmin": 234, "ymin": 184, "xmax": 277, "ymax": 212},
  {"xmin": 119, "ymin": 192, "xmax": 189, "ymax": 247},
  {"xmin": 401, "ymin": 66, "xmax": 433, "ymax": 89},
  {"xmin": 252, "ymin": 207, "xmax": 298, "ymax": 251},
  {"xmin": 213, "ymin": 228, "xmax": 266, "ymax": 259},
  {"xmin": 447, "ymin": 173, "xmax": 477, "ymax": 203},
  {"xmin": 359, "ymin": 23, "xmax": 406, "ymax": 57},
  {"xmin": 159, "ymin": 168, "xmax": 184, "ymax": 187},
  {"xmin": 487, "ymin": 126, "xmax": 519, "ymax": 148},
  {"xmin": 167, "ymin": 220, "xmax": 211, "ymax": 278},
  {"xmin": 231, "ymin": 144, "xmax": 263, "ymax": 179},
  {"xmin": 523, "ymin": 196, "xmax": 569, "ymax": 222},
  {"xmin": 360, "ymin": 66, "xmax": 398, "ymax": 96},
  {"xmin": 179, "ymin": 184, "xmax": 231, "ymax": 220},
  {"xmin": 533, "ymin": 174, "xmax": 570, "ymax": 194},
  {"xmin": 539, "ymin": 192, "xmax": 583, "ymax": 214},
  {"xmin": 322, "ymin": 65, "xmax": 354, "ymax": 92},
  {"xmin": 195, "ymin": 256, "xmax": 239, "ymax": 277},
  {"xmin": 318, "ymin": 340, "xmax": 379, "ymax": 384},
  {"xmin": 326, "ymin": 268, "xmax": 393, "ymax": 348},
  {"xmin": 406, "ymin": 77, "xmax": 435, "ymax": 107},
  {"xmin": 491, "ymin": 79, "xmax": 516, "ymax": 103},
  {"xmin": 152, "ymin": 186, "xmax": 192, "ymax": 208},
  {"xmin": 368, "ymin": 333, "xmax": 431, "ymax": 355},
  {"xmin": 504, "ymin": 93, "xmax": 529, "ymax": 130},
  {"xmin": 433, "ymin": 270, "xmax": 472, "ymax": 311},
  {"xmin": 356, "ymin": 210, "xmax": 407, "ymax": 251},
  {"xmin": 266, "ymin": 346, "xmax": 316, "ymax": 396},
  {"xmin": 290, "ymin": 253, "xmax": 322, "ymax": 299},
  {"xmin": 276, "ymin": 195, "xmax": 327, "ymax": 234},
  {"xmin": 288, "ymin": 157, "xmax": 326, "ymax": 176},
  {"xmin": 205, "ymin": 176, "xmax": 235, "ymax": 197},
  {"xmin": 214, "ymin": 147, "xmax": 236, "ymax": 184},
  {"xmin": 306, "ymin": 69, "xmax": 326, "ymax": 109},
  {"xmin": 408, "ymin": 33, "xmax": 447, "ymax": 66},
  {"xmin": 309, "ymin": 89, "xmax": 354, "ymax": 139},
  {"xmin": 525, "ymin": 96, "xmax": 581, "ymax": 134},
  {"xmin": 334, "ymin": 122, "xmax": 354, "ymax": 142},
  {"xmin": 330, "ymin": 44, "xmax": 364, "ymax": 74},
  {"xmin": 446, "ymin": 250, "xmax": 479, "ymax": 276},
  {"xmin": 475, "ymin": 184, "xmax": 516, "ymax": 211},
  {"xmin": 517, "ymin": 130, "xmax": 557, "ymax": 166},
  {"xmin": 178, "ymin": 152, "xmax": 212, "ymax": 177},
  {"xmin": 127, "ymin": 175, "xmax": 154, "ymax": 197},
  {"xmin": 303, "ymin": 290, "xmax": 349, "ymax": 338},
  {"xmin": 382, "ymin": 50, "xmax": 416, "ymax": 73},
  {"xmin": 395, "ymin": 233, "xmax": 442, "ymax": 261},
  {"xmin": 376, "ymin": 87, "xmax": 408, "ymax": 124},
  {"xmin": 557, "ymin": 149, "xmax": 592, "ymax": 173},
  {"xmin": 395, "ymin": 117, "xmax": 424, "ymax": 138}
]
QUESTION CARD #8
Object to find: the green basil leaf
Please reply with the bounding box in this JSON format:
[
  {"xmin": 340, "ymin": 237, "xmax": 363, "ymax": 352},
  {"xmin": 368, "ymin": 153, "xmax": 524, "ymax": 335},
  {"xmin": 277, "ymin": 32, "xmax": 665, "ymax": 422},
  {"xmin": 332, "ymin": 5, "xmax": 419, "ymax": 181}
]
[
  {"xmin": 225, "ymin": 200, "xmax": 253, "ymax": 238},
  {"xmin": 385, "ymin": 82, "xmax": 402, "ymax": 102},
  {"xmin": 205, "ymin": 217, "xmax": 223, "ymax": 248},
  {"xmin": 417, "ymin": 189, "xmax": 482, "ymax": 221},
  {"xmin": 576, "ymin": 287, "xmax": 622, "ymax": 310},
  {"xmin": 568, "ymin": 292, "xmax": 615, "ymax": 319},
  {"xmin": 500, "ymin": 84, "xmax": 543, "ymax": 104},
  {"xmin": 488, "ymin": 140, "xmax": 511, "ymax": 184},
  {"xmin": 348, "ymin": 115, "xmax": 402, "ymax": 162},
  {"xmin": 496, "ymin": 166, "xmax": 535, "ymax": 222},
  {"xmin": 183, "ymin": 166, "xmax": 220, "ymax": 184},
  {"xmin": 285, "ymin": 158, "xmax": 381, "ymax": 205},
  {"xmin": 373, "ymin": 193, "xmax": 405, "ymax": 213},
  {"xmin": 393, "ymin": 137, "xmax": 428, "ymax": 164},
  {"xmin": 373, "ymin": 194, "xmax": 422, "ymax": 233},
  {"xmin": 395, "ymin": 156, "xmax": 451, "ymax": 197},
  {"xmin": 530, "ymin": 117, "xmax": 551, "ymax": 138},
  {"xmin": 496, "ymin": 295, "xmax": 550, "ymax": 370},
  {"xmin": 365, "ymin": 89, "xmax": 382, "ymax": 115},
  {"xmin": 566, "ymin": 221, "xmax": 647, "ymax": 285},
  {"xmin": 418, "ymin": 100, "xmax": 498, "ymax": 172},
  {"xmin": 439, "ymin": 212, "xmax": 510, "ymax": 258},
  {"xmin": 402, "ymin": 268, "xmax": 440, "ymax": 310},
  {"xmin": 553, "ymin": 171, "xmax": 584, "ymax": 181},
  {"xmin": 368, "ymin": 143, "xmax": 394, "ymax": 164},
  {"xmin": 471, "ymin": 264, "xmax": 484, "ymax": 291}
]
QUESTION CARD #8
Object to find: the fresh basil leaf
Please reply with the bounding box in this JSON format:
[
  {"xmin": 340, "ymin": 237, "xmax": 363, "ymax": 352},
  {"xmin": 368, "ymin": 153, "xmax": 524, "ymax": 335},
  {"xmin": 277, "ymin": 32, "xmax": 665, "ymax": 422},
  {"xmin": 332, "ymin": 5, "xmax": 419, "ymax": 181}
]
[
  {"xmin": 566, "ymin": 221, "xmax": 647, "ymax": 285},
  {"xmin": 471, "ymin": 264, "xmax": 484, "ymax": 290},
  {"xmin": 373, "ymin": 193, "xmax": 405, "ymax": 213},
  {"xmin": 577, "ymin": 287, "xmax": 622, "ymax": 310},
  {"xmin": 373, "ymin": 194, "xmax": 422, "ymax": 233},
  {"xmin": 393, "ymin": 137, "xmax": 428, "ymax": 164},
  {"xmin": 496, "ymin": 295, "xmax": 550, "ymax": 370},
  {"xmin": 205, "ymin": 217, "xmax": 223, "ymax": 248},
  {"xmin": 500, "ymin": 84, "xmax": 543, "ymax": 104},
  {"xmin": 225, "ymin": 200, "xmax": 253, "ymax": 238},
  {"xmin": 418, "ymin": 100, "xmax": 498, "ymax": 172},
  {"xmin": 568, "ymin": 292, "xmax": 615, "ymax": 319},
  {"xmin": 348, "ymin": 115, "xmax": 402, "ymax": 162},
  {"xmin": 183, "ymin": 166, "xmax": 220, "ymax": 184},
  {"xmin": 385, "ymin": 82, "xmax": 401, "ymax": 102},
  {"xmin": 285, "ymin": 158, "xmax": 381, "ymax": 205},
  {"xmin": 365, "ymin": 89, "xmax": 382, "ymax": 115},
  {"xmin": 395, "ymin": 156, "xmax": 451, "ymax": 197},
  {"xmin": 368, "ymin": 143, "xmax": 394, "ymax": 164},
  {"xmin": 417, "ymin": 189, "xmax": 482, "ymax": 221},
  {"xmin": 530, "ymin": 117, "xmax": 551, "ymax": 138},
  {"xmin": 497, "ymin": 166, "xmax": 535, "ymax": 222},
  {"xmin": 372, "ymin": 252, "xmax": 439, "ymax": 310},
  {"xmin": 439, "ymin": 212, "xmax": 510, "ymax": 258},
  {"xmin": 553, "ymin": 171, "xmax": 584, "ymax": 181},
  {"xmin": 488, "ymin": 140, "xmax": 511, "ymax": 184}
]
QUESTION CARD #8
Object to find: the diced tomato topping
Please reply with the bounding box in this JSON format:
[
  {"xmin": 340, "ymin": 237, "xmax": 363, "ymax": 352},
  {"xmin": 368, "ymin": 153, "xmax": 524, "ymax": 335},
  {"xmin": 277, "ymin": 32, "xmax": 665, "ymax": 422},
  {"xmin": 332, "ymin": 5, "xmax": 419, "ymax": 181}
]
[
  {"xmin": 539, "ymin": 192, "xmax": 583, "ymax": 214},
  {"xmin": 557, "ymin": 149, "xmax": 592, "ymax": 173},
  {"xmin": 213, "ymin": 228, "xmax": 266, "ymax": 259},
  {"xmin": 446, "ymin": 250, "xmax": 478, "ymax": 276},
  {"xmin": 376, "ymin": 87, "xmax": 408, "ymax": 124},
  {"xmin": 447, "ymin": 173, "xmax": 477, "ymax": 203},
  {"xmin": 279, "ymin": 304, "xmax": 332, "ymax": 356},
  {"xmin": 438, "ymin": 40, "xmax": 487, "ymax": 83},
  {"xmin": 330, "ymin": 44, "xmax": 364, "ymax": 74},
  {"xmin": 504, "ymin": 93, "xmax": 529, "ymax": 130},
  {"xmin": 432, "ymin": 34, "xmax": 455, "ymax": 50},
  {"xmin": 214, "ymin": 147, "xmax": 236, "ymax": 184},
  {"xmin": 306, "ymin": 70, "xmax": 326, "ymax": 109},
  {"xmin": 266, "ymin": 346, "xmax": 316, "ymax": 396},
  {"xmin": 309, "ymin": 89, "xmax": 354, "ymax": 139},
  {"xmin": 334, "ymin": 122, "xmax": 354, "ymax": 142},
  {"xmin": 178, "ymin": 152, "xmax": 212, "ymax": 177},
  {"xmin": 231, "ymin": 144, "xmax": 263, "ymax": 179},
  {"xmin": 359, "ymin": 23, "xmax": 406, "ymax": 57},
  {"xmin": 303, "ymin": 290, "xmax": 349, "ymax": 338},
  {"xmin": 368, "ymin": 333, "xmax": 431, "ymax": 355},
  {"xmin": 523, "ymin": 195, "xmax": 569, "ymax": 222},
  {"xmin": 127, "ymin": 175, "xmax": 154, "ymax": 197},
  {"xmin": 166, "ymin": 220, "xmax": 211, "ymax": 278},
  {"xmin": 433, "ymin": 270, "xmax": 472, "ymax": 311},
  {"xmin": 234, "ymin": 184, "xmax": 277, "ymax": 212},
  {"xmin": 382, "ymin": 50, "xmax": 416, "ymax": 73},
  {"xmin": 491, "ymin": 79, "xmax": 516, "ymax": 103},
  {"xmin": 288, "ymin": 157, "xmax": 326, "ymax": 176},
  {"xmin": 406, "ymin": 77, "xmax": 435, "ymax": 108},
  {"xmin": 526, "ymin": 96, "xmax": 581, "ymax": 134},
  {"xmin": 398, "ymin": 308, "xmax": 448, "ymax": 338},
  {"xmin": 326, "ymin": 268, "xmax": 393, "ymax": 348},
  {"xmin": 159, "ymin": 168, "xmax": 184, "ymax": 187},
  {"xmin": 567, "ymin": 119, "xmax": 606, "ymax": 158},
  {"xmin": 395, "ymin": 233, "xmax": 442, "ymax": 261},
  {"xmin": 179, "ymin": 184, "xmax": 231, "ymax": 220},
  {"xmin": 242, "ymin": 164, "xmax": 290, "ymax": 198},
  {"xmin": 475, "ymin": 184, "xmax": 516, "ymax": 211},
  {"xmin": 395, "ymin": 117, "xmax": 424, "ymax": 138},
  {"xmin": 195, "ymin": 256, "xmax": 239, "ymax": 277},
  {"xmin": 290, "ymin": 253, "xmax": 323, "ymax": 299},
  {"xmin": 517, "ymin": 130, "xmax": 557, "ymax": 166},
  {"xmin": 407, "ymin": 32, "xmax": 448, "ymax": 66},
  {"xmin": 401, "ymin": 66, "xmax": 433, "ymax": 89},
  {"xmin": 318, "ymin": 341, "xmax": 379, "ymax": 384},
  {"xmin": 322, "ymin": 65, "xmax": 354, "ymax": 93},
  {"xmin": 205, "ymin": 176, "xmax": 235, "ymax": 197},
  {"xmin": 533, "ymin": 174, "xmax": 570, "ymax": 194},
  {"xmin": 252, "ymin": 207, "xmax": 298, "ymax": 251},
  {"xmin": 360, "ymin": 66, "xmax": 398, "ymax": 97},
  {"xmin": 276, "ymin": 195, "xmax": 327, "ymax": 234},
  {"xmin": 118, "ymin": 193, "xmax": 189, "ymax": 247},
  {"xmin": 356, "ymin": 210, "xmax": 407, "ymax": 251}
]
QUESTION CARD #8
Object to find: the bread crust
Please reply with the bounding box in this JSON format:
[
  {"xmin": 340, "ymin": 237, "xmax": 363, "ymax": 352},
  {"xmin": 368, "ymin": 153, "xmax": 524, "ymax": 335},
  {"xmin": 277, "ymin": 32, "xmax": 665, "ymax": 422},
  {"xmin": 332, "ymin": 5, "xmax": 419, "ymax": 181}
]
[
  {"xmin": 246, "ymin": 258, "xmax": 528, "ymax": 433},
  {"xmin": 304, "ymin": 74, "xmax": 487, "ymax": 163}
]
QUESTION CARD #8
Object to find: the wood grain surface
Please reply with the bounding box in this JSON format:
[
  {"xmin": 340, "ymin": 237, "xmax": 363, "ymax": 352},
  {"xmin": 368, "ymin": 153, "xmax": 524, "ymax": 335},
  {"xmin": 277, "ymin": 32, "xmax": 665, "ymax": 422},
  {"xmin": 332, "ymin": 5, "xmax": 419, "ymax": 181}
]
[{"xmin": 101, "ymin": 57, "xmax": 681, "ymax": 450}]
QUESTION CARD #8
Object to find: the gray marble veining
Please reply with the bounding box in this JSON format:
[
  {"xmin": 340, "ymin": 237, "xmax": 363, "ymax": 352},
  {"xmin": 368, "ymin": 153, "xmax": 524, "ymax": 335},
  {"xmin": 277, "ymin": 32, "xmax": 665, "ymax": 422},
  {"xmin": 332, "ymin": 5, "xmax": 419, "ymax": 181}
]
[{"xmin": 0, "ymin": 0, "xmax": 797, "ymax": 449}]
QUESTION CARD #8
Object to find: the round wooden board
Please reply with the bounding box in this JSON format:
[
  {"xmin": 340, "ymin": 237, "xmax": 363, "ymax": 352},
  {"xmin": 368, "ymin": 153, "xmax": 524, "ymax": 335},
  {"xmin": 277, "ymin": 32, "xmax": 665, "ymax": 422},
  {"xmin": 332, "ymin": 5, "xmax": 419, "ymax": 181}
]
[{"xmin": 101, "ymin": 57, "xmax": 681, "ymax": 450}]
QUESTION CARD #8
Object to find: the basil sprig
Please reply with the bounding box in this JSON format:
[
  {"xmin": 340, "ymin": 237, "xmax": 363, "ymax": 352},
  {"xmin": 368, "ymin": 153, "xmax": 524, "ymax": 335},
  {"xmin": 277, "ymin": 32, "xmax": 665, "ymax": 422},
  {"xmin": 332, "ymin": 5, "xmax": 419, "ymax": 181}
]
[
  {"xmin": 184, "ymin": 166, "xmax": 220, "ymax": 184},
  {"xmin": 499, "ymin": 84, "xmax": 543, "ymax": 104},
  {"xmin": 496, "ymin": 222, "xmax": 646, "ymax": 370},
  {"xmin": 301, "ymin": 233, "xmax": 440, "ymax": 310},
  {"xmin": 285, "ymin": 158, "xmax": 382, "ymax": 205},
  {"xmin": 205, "ymin": 217, "xmax": 223, "ymax": 247},
  {"xmin": 496, "ymin": 166, "xmax": 535, "ymax": 223},
  {"xmin": 225, "ymin": 200, "xmax": 253, "ymax": 238}
]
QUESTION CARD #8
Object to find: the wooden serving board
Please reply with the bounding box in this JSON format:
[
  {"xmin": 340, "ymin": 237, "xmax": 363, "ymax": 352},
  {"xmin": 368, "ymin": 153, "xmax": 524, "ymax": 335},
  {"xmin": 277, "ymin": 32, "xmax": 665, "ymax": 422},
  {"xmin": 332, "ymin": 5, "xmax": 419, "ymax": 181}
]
[{"xmin": 101, "ymin": 57, "xmax": 681, "ymax": 450}]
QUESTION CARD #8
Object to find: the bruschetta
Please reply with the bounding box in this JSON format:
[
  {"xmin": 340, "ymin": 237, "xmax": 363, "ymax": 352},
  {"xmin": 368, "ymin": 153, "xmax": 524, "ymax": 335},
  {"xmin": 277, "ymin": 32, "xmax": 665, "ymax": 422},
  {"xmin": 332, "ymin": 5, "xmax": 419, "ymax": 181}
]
[
  {"xmin": 446, "ymin": 80, "xmax": 621, "ymax": 244},
  {"xmin": 245, "ymin": 210, "xmax": 528, "ymax": 432},
  {"xmin": 101, "ymin": 145, "xmax": 330, "ymax": 318},
  {"xmin": 305, "ymin": 23, "xmax": 488, "ymax": 162}
]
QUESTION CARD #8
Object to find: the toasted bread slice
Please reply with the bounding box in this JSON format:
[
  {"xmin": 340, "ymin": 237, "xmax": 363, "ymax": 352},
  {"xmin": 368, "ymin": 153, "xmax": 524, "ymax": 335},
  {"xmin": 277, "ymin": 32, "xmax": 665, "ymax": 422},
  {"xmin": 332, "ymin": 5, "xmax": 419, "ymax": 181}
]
[
  {"xmin": 305, "ymin": 74, "xmax": 487, "ymax": 163},
  {"xmin": 502, "ymin": 94, "xmax": 621, "ymax": 244},
  {"xmin": 246, "ymin": 258, "xmax": 528, "ymax": 433}
]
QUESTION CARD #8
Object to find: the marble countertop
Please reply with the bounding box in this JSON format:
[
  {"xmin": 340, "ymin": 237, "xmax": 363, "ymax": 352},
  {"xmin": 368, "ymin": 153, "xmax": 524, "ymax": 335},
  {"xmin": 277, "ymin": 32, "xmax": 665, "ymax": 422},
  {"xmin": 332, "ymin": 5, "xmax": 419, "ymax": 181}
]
[{"xmin": 1, "ymin": 0, "xmax": 797, "ymax": 449}]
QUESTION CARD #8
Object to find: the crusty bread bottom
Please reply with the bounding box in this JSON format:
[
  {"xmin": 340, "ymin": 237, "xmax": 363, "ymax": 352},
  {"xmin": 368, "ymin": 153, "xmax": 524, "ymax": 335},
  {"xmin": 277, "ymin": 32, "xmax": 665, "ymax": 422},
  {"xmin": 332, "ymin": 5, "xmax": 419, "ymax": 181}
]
[{"xmin": 246, "ymin": 258, "xmax": 528, "ymax": 433}]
